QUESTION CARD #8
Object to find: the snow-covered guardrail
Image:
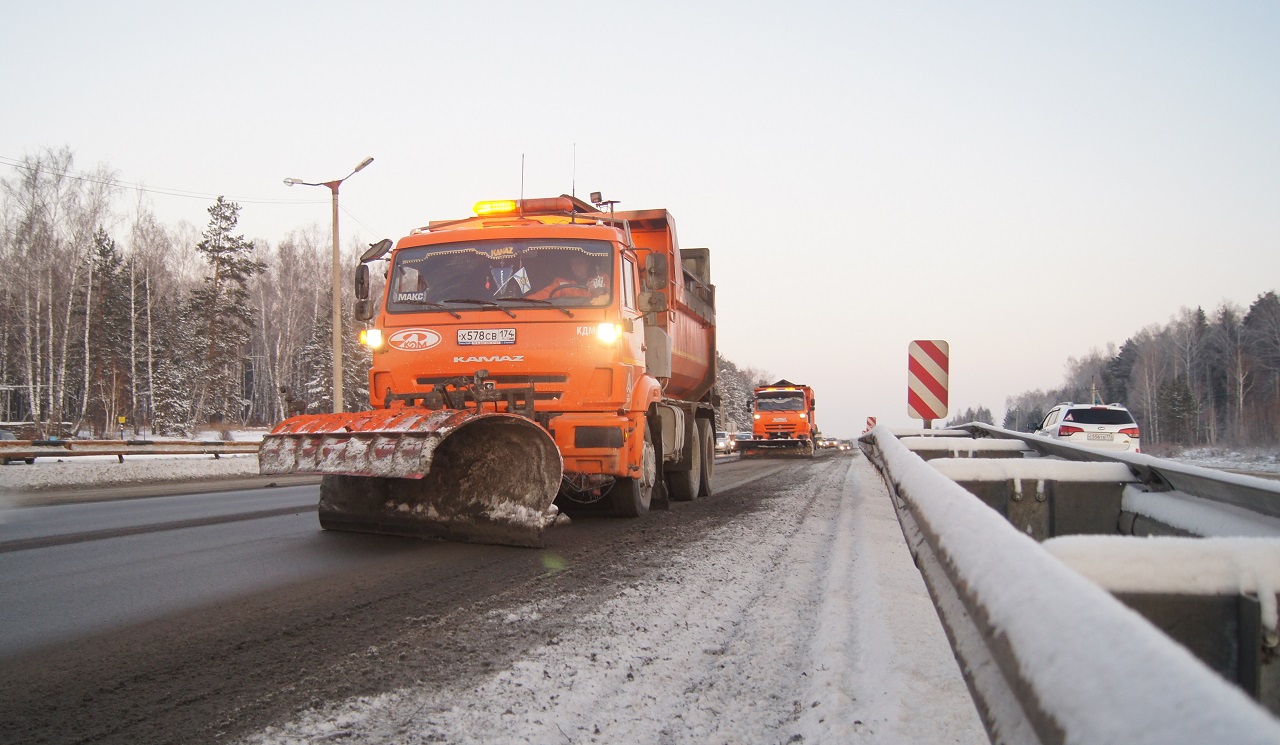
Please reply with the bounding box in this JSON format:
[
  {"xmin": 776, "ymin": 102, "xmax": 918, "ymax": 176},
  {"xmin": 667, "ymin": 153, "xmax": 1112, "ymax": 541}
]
[
  {"xmin": 962, "ymin": 422, "xmax": 1280, "ymax": 520},
  {"xmin": 0, "ymin": 439, "xmax": 259, "ymax": 463},
  {"xmin": 859, "ymin": 426, "xmax": 1280, "ymax": 744}
]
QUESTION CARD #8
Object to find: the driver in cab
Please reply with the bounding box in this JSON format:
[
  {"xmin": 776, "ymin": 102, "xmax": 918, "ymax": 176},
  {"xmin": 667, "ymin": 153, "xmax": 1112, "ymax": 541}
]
[{"xmin": 528, "ymin": 254, "xmax": 607, "ymax": 304}]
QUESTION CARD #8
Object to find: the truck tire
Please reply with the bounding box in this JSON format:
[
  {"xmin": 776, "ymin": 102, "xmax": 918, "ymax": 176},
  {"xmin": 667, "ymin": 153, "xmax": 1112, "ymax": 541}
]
[
  {"xmin": 611, "ymin": 423, "xmax": 654, "ymax": 517},
  {"xmin": 697, "ymin": 418, "xmax": 714, "ymax": 498},
  {"xmin": 668, "ymin": 419, "xmax": 702, "ymax": 502}
]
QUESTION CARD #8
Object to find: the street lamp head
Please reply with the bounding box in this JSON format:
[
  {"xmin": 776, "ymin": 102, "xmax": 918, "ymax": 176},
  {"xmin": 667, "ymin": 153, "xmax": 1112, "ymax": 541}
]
[
  {"xmin": 353, "ymin": 156, "xmax": 374, "ymax": 174},
  {"xmin": 283, "ymin": 177, "xmax": 299, "ymax": 186}
]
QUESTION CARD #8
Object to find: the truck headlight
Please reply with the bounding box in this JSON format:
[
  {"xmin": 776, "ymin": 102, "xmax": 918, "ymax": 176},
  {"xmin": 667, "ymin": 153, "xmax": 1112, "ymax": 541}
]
[
  {"xmin": 596, "ymin": 322, "xmax": 621, "ymax": 344},
  {"xmin": 360, "ymin": 328, "xmax": 384, "ymax": 349}
]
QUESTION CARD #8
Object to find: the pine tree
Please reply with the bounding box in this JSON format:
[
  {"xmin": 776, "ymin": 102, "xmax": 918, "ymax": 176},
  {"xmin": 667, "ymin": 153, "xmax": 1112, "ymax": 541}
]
[
  {"xmin": 343, "ymin": 304, "xmax": 371, "ymax": 411},
  {"xmin": 1157, "ymin": 377, "xmax": 1197, "ymax": 445},
  {"xmin": 299, "ymin": 307, "xmax": 334, "ymax": 412},
  {"xmin": 187, "ymin": 197, "xmax": 266, "ymax": 427},
  {"xmin": 84, "ymin": 228, "xmax": 133, "ymax": 435},
  {"xmin": 946, "ymin": 406, "xmax": 994, "ymax": 427},
  {"xmin": 150, "ymin": 303, "xmax": 199, "ymax": 436}
]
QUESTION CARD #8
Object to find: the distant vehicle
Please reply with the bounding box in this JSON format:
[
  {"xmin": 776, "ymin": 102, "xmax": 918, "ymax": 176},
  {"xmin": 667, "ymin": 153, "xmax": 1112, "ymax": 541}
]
[
  {"xmin": 1033, "ymin": 403, "xmax": 1141, "ymax": 453},
  {"xmin": 0, "ymin": 429, "xmax": 35, "ymax": 465},
  {"xmin": 715, "ymin": 431, "xmax": 733, "ymax": 454},
  {"xmin": 836, "ymin": 441, "xmax": 852, "ymax": 452},
  {"xmin": 738, "ymin": 380, "xmax": 817, "ymax": 458}
]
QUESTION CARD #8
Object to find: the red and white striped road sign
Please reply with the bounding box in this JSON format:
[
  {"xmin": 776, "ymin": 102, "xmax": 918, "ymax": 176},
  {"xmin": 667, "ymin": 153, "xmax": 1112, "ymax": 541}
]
[
  {"xmin": 865, "ymin": 416, "xmax": 877, "ymax": 432},
  {"xmin": 907, "ymin": 340, "xmax": 949, "ymax": 420}
]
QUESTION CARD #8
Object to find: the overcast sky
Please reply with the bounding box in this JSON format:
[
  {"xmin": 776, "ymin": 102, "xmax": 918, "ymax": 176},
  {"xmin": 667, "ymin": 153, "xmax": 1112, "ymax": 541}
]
[{"xmin": 3, "ymin": 1, "xmax": 1277, "ymax": 436}]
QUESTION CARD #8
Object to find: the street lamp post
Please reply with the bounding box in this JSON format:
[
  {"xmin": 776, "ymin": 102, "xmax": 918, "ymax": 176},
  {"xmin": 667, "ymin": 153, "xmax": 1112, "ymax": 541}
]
[{"xmin": 284, "ymin": 156, "xmax": 374, "ymax": 413}]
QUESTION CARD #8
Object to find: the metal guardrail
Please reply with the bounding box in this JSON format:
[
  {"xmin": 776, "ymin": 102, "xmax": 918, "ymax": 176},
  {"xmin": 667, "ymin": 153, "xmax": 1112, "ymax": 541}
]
[
  {"xmin": 961, "ymin": 423, "xmax": 1280, "ymax": 520},
  {"xmin": 860, "ymin": 427, "xmax": 1280, "ymax": 744},
  {"xmin": 0, "ymin": 439, "xmax": 259, "ymax": 462}
]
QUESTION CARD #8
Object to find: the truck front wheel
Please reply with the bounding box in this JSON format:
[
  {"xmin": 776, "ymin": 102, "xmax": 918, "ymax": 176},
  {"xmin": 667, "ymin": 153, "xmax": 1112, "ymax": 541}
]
[{"xmin": 611, "ymin": 423, "xmax": 655, "ymax": 517}]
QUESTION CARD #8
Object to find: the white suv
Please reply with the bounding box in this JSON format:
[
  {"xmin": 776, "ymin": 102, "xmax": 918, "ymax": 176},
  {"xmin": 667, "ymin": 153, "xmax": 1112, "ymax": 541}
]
[{"xmin": 1034, "ymin": 403, "xmax": 1141, "ymax": 453}]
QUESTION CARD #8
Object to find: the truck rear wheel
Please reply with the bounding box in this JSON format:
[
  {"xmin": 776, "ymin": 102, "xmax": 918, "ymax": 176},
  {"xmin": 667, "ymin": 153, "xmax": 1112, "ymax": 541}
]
[
  {"xmin": 697, "ymin": 418, "xmax": 714, "ymax": 498},
  {"xmin": 667, "ymin": 419, "xmax": 702, "ymax": 502},
  {"xmin": 611, "ymin": 423, "xmax": 654, "ymax": 517}
]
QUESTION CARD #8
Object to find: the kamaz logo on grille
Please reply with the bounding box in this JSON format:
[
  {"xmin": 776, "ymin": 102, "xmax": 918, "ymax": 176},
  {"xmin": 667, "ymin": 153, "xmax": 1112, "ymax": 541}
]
[
  {"xmin": 452, "ymin": 355, "xmax": 525, "ymax": 363},
  {"xmin": 388, "ymin": 328, "xmax": 441, "ymax": 351}
]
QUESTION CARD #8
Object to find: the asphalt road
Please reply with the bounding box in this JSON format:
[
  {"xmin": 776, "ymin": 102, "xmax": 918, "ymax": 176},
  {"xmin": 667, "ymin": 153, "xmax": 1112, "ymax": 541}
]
[{"xmin": 0, "ymin": 453, "xmax": 814, "ymax": 744}]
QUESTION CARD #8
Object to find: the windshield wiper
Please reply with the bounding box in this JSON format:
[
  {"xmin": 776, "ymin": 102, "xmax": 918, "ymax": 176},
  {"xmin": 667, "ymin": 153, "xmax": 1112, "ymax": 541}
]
[
  {"xmin": 398, "ymin": 299, "xmax": 461, "ymax": 318},
  {"xmin": 442, "ymin": 298, "xmax": 517, "ymax": 318},
  {"xmin": 498, "ymin": 297, "xmax": 574, "ymax": 317}
]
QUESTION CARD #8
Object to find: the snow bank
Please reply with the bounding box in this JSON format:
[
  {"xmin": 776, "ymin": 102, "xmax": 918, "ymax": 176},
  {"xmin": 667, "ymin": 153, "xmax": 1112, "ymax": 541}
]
[
  {"xmin": 0, "ymin": 453, "xmax": 259, "ymax": 495},
  {"xmin": 1166, "ymin": 447, "xmax": 1280, "ymax": 475}
]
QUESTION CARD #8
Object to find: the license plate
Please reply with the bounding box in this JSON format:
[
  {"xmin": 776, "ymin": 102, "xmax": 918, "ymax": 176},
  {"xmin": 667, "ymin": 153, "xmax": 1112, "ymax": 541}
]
[
  {"xmin": 457, "ymin": 328, "xmax": 515, "ymax": 346},
  {"xmin": 1087, "ymin": 433, "xmax": 1113, "ymax": 441}
]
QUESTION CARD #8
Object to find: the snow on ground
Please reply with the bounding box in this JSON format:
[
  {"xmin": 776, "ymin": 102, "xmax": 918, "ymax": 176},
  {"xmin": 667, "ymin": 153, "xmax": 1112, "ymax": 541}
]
[
  {"xmin": 242, "ymin": 456, "xmax": 987, "ymax": 745},
  {"xmin": 0, "ymin": 428, "xmax": 269, "ymax": 500},
  {"xmin": 1153, "ymin": 446, "xmax": 1280, "ymax": 474},
  {"xmin": 0, "ymin": 454, "xmax": 260, "ymax": 498}
]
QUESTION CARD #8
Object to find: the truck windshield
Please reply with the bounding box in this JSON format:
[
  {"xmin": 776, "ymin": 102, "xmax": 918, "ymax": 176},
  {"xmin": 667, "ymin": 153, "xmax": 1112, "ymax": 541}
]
[
  {"xmin": 756, "ymin": 392, "xmax": 806, "ymax": 412},
  {"xmin": 386, "ymin": 239, "xmax": 613, "ymax": 314}
]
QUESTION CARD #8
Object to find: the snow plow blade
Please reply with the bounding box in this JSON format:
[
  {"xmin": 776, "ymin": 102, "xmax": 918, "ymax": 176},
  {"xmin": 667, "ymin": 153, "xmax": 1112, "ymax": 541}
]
[
  {"xmin": 737, "ymin": 439, "xmax": 816, "ymax": 459},
  {"xmin": 258, "ymin": 408, "xmax": 563, "ymax": 548}
]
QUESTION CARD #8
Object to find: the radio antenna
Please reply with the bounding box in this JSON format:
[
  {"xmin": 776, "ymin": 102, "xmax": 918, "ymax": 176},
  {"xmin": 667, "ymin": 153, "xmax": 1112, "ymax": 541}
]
[{"xmin": 572, "ymin": 143, "xmax": 577, "ymax": 198}]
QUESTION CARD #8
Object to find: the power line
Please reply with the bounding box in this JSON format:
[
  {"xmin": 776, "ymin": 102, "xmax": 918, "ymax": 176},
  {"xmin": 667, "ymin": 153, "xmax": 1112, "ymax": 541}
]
[
  {"xmin": 0, "ymin": 154, "xmax": 388, "ymax": 237},
  {"xmin": 0, "ymin": 154, "xmax": 320, "ymax": 207}
]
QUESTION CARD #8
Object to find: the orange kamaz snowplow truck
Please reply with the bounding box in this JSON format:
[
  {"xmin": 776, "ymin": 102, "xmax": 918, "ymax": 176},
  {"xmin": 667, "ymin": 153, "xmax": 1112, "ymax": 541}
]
[
  {"xmin": 258, "ymin": 195, "xmax": 717, "ymax": 547},
  {"xmin": 737, "ymin": 380, "xmax": 817, "ymax": 458}
]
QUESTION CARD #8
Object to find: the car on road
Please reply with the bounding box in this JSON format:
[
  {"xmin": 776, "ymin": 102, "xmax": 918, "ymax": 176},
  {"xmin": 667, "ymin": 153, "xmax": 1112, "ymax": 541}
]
[
  {"xmin": 1, "ymin": 429, "xmax": 36, "ymax": 465},
  {"xmin": 1033, "ymin": 403, "xmax": 1141, "ymax": 452},
  {"xmin": 715, "ymin": 430, "xmax": 733, "ymax": 454}
]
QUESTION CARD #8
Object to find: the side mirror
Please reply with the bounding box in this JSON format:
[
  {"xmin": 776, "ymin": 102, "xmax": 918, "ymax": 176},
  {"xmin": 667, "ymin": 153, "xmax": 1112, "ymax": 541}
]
[
  {"xmin": 354, "ymin": 297, "xmax": 375, "ymax": 322},
  {"xmin": 360, "ymin": 238, "xmax": 393, "ymax": 263},
  {"xmin": 644, "ymin": 253, "xmax": 668, "ymax": 291},
  {"xmin": 637, "ymin": 291, "xmax": 668, "ymax": 313},
  {"xmin": 354, "ymin": 264, "xmax": 370, "ymax": 300}
]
